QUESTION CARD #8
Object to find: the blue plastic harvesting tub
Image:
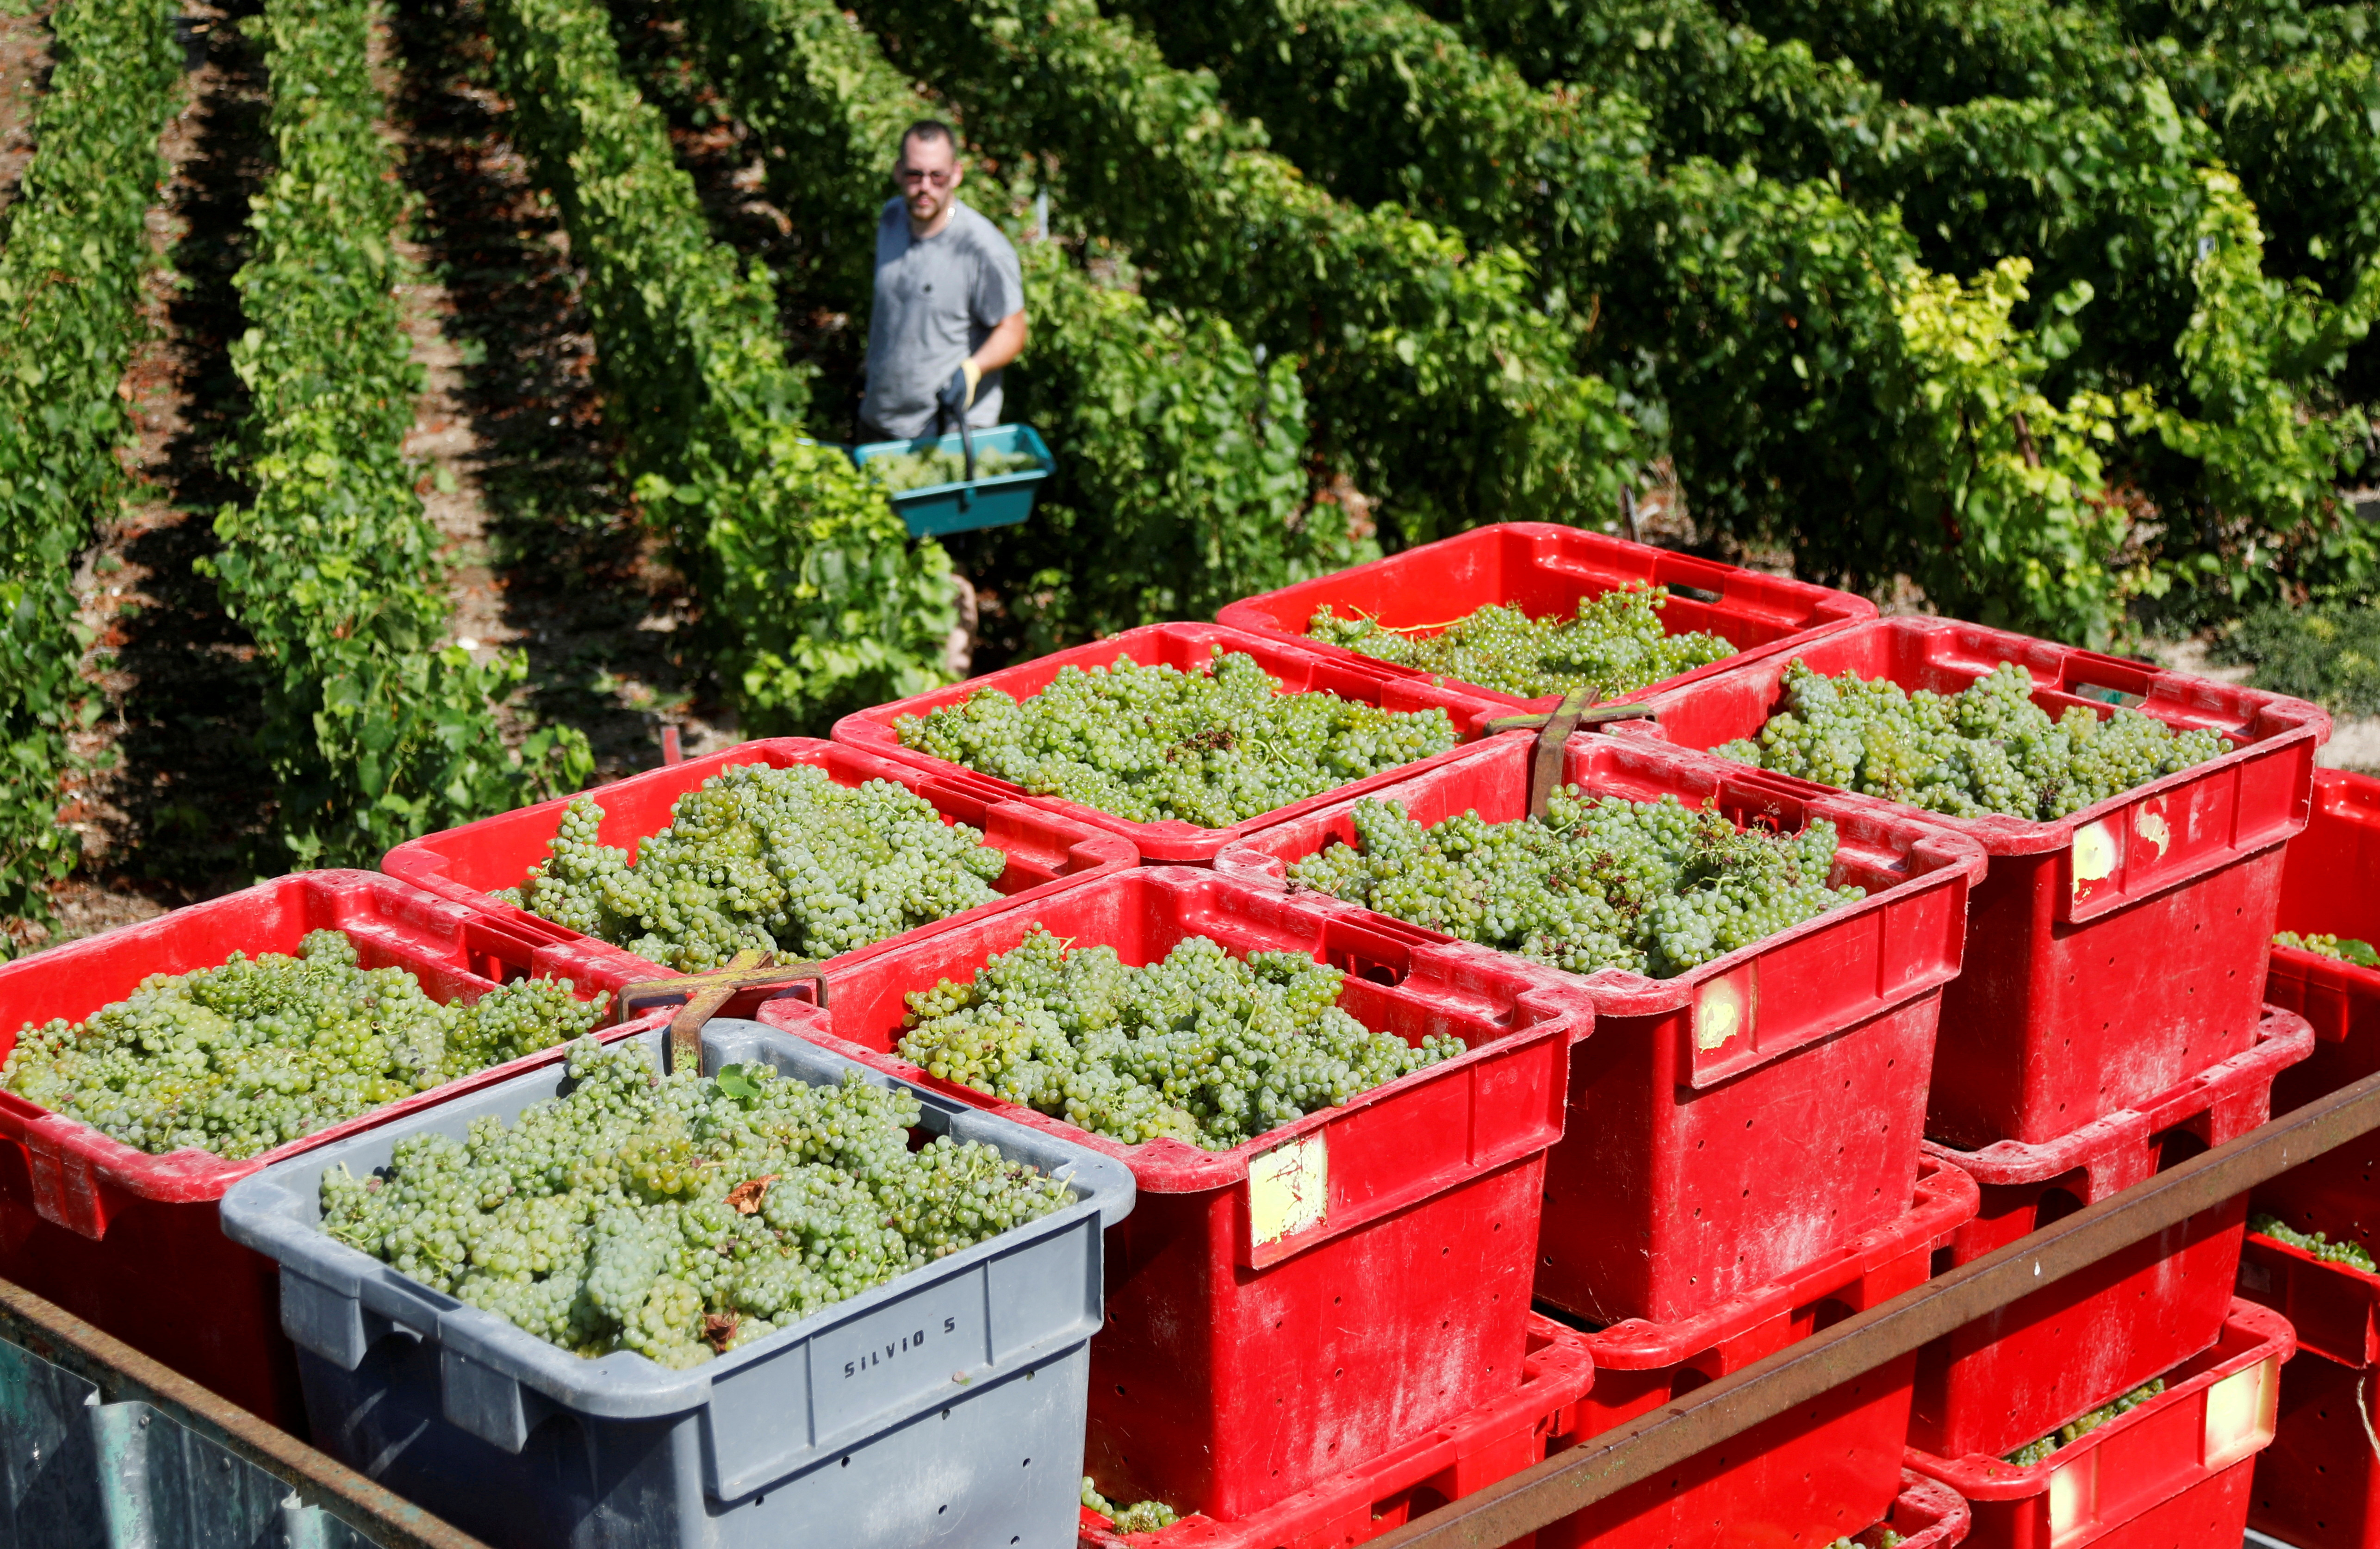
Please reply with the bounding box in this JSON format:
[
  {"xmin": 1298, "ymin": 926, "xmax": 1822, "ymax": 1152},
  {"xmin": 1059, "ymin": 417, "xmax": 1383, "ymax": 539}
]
[{"xmin": 852, "ymin": 423, "xmax": 1053, "ymax": 537}]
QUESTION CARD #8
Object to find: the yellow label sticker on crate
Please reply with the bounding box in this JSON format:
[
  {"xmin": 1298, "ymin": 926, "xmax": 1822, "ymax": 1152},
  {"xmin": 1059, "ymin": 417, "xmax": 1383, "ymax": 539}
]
[
  {"xmin": 1249, "ymin": 1132, "xmax": 1328, "ymax": 1246},
  {"xmin": 2071, "ymin": 821, "xmax": 2118, "ymax": 900}
]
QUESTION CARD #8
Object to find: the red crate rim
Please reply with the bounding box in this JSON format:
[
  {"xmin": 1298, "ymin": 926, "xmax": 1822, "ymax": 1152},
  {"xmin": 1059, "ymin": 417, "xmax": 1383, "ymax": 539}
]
[
  {"xmin": 833, "ymin": 622, "xmax": 1508, "ymax": 857},
  {"xmin": 1616, "ymin": 615, "xmax": 2331, "ymax": 859},
  {"xmin": 1920, "ymin": 1008, "xmax": 2313, "ymax": 1188},
  {"xmin": 1073, "ymin": 1308, "xmax": 1597, "ymax": 1547},
  {"xmin": 380, "ymin": 733, "xmax": 1139, "ymax": 977},
  {"xmin": 1212, "ymin": 521, "xmax": 1878, "ymax": 717},
  {"xmin": 0, "ymin": 871, "xmax": 671, "ymax": 1207},
  {"xmin": 1219, "ymin": 728, "xmax": 1989, "ymax": 1024},
  {"xmin": 1905, "ymin": 1298, "xmax": 2293, "ymax": 1493},
  {"xmin": 1576, "ymin": 1156, "xmax": 1979, "ymax": 1371},
  {"xmin": 765, "ymin": 868, "xmax": 1585, "ymax": 1194}
]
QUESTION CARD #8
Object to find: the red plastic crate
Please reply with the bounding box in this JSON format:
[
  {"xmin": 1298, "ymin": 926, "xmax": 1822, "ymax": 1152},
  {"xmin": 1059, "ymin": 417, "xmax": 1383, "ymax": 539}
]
[
  {"xmin": 751, "ymin": 866, "xmax": 1583, "ymax": 1522},
  {"xmin": 1212, "ymin": 522, "xmax": 1876, "ymax": 716},
  {"xmin": 0, "ymin": 871, "xmax": 667, "ymax": 1426},
  {"xmin": 1908, "ymin": 1299, "xmax": 2293, "ymax": 1549},
  {"xmin": 2237, "ymin": 1227, "xmax": 2380, "ymax": 1549},
  {"xmin": 831, "ymin": 622, "xmax": 1511, "ymax": 864},
  {"xmin": 1610, "ymin": 616, "xmax": 2328, "ymax": 1149},
  {"xmin": 1213, "ymin": 730, "xmax": 1985, "ymax": 1325},
  {"xmin": 1527, "ymin": 1472, "xmax": 1970, "ymax": 1549},
  {"xmin": 1075, "ymin": 1311, "xmax": 1596, "ymax": 1549},
  {"xmin": 1908, "ymin": 1012, "xmax": 2313, "ymax": 1461},
  {"xmin": 1528, "ymin": 1162, "xmax": 1979, "ymax": 1549},
  {"xmin": 380, "ymin": 735, "xmax": 1138, "ymax": 992}
]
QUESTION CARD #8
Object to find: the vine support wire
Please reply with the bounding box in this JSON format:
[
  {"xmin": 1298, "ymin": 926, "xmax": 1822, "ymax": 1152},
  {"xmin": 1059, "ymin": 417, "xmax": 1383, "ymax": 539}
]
[{"xmin": 1373, "ymin": 1067, "xmax": 2380, "ymax": 1546}]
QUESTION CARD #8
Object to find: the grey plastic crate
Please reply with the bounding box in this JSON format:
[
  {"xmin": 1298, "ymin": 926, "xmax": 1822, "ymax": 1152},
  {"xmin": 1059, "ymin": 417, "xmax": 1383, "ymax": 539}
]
[{"xmin": 220, "ymin": 1020, "xmax": 1134, "ymax": 1549}]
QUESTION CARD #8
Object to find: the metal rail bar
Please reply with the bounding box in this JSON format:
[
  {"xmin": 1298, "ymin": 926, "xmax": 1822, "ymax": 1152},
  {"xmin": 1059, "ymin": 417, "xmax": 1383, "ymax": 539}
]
[
  {"xmin": 0, "ymin": 1276, "xmax": 492, "ymax": 1549},
  {"xmin": 1376, "ymin": 1067, "xmax": 2380, "ymax": 1547}
]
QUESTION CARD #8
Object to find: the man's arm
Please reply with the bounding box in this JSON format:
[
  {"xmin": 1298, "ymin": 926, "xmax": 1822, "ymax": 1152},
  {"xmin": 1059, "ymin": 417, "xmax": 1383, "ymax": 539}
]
[
  {"xmin": 954, "ymin": 308, "xmax": 1026, "ymax": 406},
  {"xmin": 970, "ymin": 309, "xmax": 1028, "ymax": 375}
]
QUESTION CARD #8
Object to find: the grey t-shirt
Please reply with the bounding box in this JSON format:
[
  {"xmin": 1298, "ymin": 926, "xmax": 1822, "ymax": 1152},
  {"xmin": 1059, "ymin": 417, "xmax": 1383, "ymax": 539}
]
[{"xmin": 860, "ymin": 197, "xmax": 1025, "ymax": 440}]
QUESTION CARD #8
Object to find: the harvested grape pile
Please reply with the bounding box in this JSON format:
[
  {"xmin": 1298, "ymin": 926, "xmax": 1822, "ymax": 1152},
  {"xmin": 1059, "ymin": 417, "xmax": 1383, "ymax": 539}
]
[
  {"xmin": 2275, "ymin": 931, "xmax": 2380, "ymax": 968},
  {"xmin": 3, "ymin": 932, "xmax": 607, "ymax": 1160},
  {"xmin": 1709, "ymin": 661, "xmax": 2232, "ymax": 821},
  {"xmin": 898, "ymin": 926, "xmax": 1462, "ymax": 1150},
  {"xmin": 1082, "ymin": 1479, "xmax": 1179, "ymax": 1534},
  {"xmin": 862, "ymin": 444, "xmax": 1038, "ymax": 492},
  {"xmin": 1306, "ymin": 584, "xmax": 1734, "ymax": 702},
  {"xmin": 1288, "ymin": 792, "xmax": 1862, "ymax": 979},
  {"xmin": 2004, "ymin": 1379, "xmax": 2166, "ymax": 1467},
  {"xmin": 2253, "ymin": 1212, "xmax": 2378, "ymax": 1273},
  {"xmin": 1819, "ymin": 1533, "xmax": 1902, "ymax": 1549},
  {"xmin": 499, "ymin": 764, "xmax": 1008, "ymax": 971},
  {"xmin": 319, "ymin": 1039, "xmax": 1073, "ymax": 1367},
  {"xmin": 894, "ymin": 649, "xmax": 1459, "ymax": 827}
]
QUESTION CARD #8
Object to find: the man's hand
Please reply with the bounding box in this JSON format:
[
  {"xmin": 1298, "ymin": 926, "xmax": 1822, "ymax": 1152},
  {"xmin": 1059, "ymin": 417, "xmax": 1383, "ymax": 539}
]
[{"xmin": 939, "ymin": 361, "xmax": 983, "ymax": 414}]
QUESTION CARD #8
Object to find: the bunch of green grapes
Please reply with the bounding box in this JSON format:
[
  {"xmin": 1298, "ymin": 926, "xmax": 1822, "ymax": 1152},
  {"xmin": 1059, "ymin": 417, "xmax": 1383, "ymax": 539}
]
[
  {"xmin": 1081, "ymin": 1478, "xmax": 1180, "ymax": 1534},
  {"xmin": 893, "ymin": 649, "xmax": 1458, "ymax": 827},
  {"xmin": 1307, "ymin": 584, "xmax": 1734, "ymax": 703},
  {"xmin": 2004, "ymin": 1378, "xmax": 2167, "ymax": 1467},
  {"xmin": 863, "ymin": 445, "xmax": 1038, "ymax": 493},
  {"xmin": 4, "ymin": 931, "xmax": 607, "ymax": 1160},
  {"xmin": 2252, "ymin": 1212, "xmax": 2379, "ymax": 1273},
  {"xmin": 896, "ymin": 926, "xmax": 1462, "ymax": 1151},
  {"xmin": 320, "ymin": 1038, "xmax": 1074, "ymax": 1368},
  {"xmin": 1710, "ymin": 661, "xmax": 2232, "ymax": 821},
  {"xmin": 498, "ymin": 763, "xmax": 1008, "ymax": 971},
  {"xmin": 1288, "ymin": 791, "xmax": 1862, "ymax": 979},
  {"xmin": 2274, "ymin": 931, "xmax": 2380, "ymax": 968},
  {"xmin": 1819, "ymin": 1532, "xmax": 1903, "ymax": 1549}
]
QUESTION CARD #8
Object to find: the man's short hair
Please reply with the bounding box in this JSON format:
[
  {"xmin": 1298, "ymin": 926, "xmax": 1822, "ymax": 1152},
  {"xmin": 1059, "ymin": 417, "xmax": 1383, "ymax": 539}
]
[{"xmin": 900, "ymin": 119, "xmax": 957, "ymax": 158}]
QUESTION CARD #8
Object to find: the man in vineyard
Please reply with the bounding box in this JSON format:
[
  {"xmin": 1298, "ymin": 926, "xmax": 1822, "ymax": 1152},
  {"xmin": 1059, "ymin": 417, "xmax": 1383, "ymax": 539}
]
[{"xmin": 859, "ymin": 120, "xmax": 1029, "ymax": 443}]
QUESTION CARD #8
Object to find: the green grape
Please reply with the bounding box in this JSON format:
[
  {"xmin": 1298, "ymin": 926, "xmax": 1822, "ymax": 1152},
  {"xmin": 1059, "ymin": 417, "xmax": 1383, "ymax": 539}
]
[
  {"xmin": 2, "ymin": 931, "xmax": 609, "ymax": 1161},
  {"xmin": 498, "ymin": 763, "xmax": 1010, "ymax": 971},
  {"xmin": 2003, "ymin": 1379, "xmax": 2166, "ymax": 1467},
  {"xmin": 1081, "ymin": 1477, "xmax": 1180, "ymax": 1534},
  {"xmin": 2274, "ymin": 931, "xmax": 2380, "ymax": 968},
  {"xmin": 1819, "ymin": 1532, "xmax": 1903, "ymax": 1549},
  {"xmin": 1306, "ymin": 584, "xmax": 1734, "ymax": 703},
  {"xmin": 862, "ymin": 445, "xmax": 1038, "ymax": 492},
  {"xmin": 1287, "ymin": 791, "xmax": 1864, "ymax": 980},
  {"xmin": 1709, "ymin": 660, "xmax": 2233, "ymax": 821},
  {"xmin": 897, "ymin": 926, "xmax": 1462, "ymax": 1151},
  {"xmin": 320, "ymin": 1038, "xmax": 1075, "ymax": 1366},
  {"xmin": 893, "ymin": 648, "xmax": 1458, "ymax": 827},
  {"xmin": 2252, "ymin": 1211, "xmax": 2379, "ymax": 1273}
]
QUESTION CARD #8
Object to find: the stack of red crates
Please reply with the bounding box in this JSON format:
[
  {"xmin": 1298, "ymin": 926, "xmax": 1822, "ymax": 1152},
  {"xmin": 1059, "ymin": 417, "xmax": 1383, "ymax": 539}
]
[
  {"xmin": 2236, "ymin": 768, "xmax": 2380, "ymax": 1549},
  {"xmin": 1610, "ymin": 615, "xmax": 2327, "ymax": 1545}
]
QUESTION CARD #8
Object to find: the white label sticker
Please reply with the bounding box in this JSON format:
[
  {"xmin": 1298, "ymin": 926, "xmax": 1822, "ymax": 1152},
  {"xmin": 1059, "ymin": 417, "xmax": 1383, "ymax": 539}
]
[
  {"xmin": 2134, "ymin": 804, "xmax": 2171, "ymax": 860},
  {"xmin": 1695, "ymin": 976, "xmax": 1750, "ymax": 1051},
  {"xmin": 1248, "ymin": 1132, "xmax": 1328, "ymax": 1246},
  {"xmin": 2071, "ymin": 821, "xmax": 2117, "ymax": 898}
]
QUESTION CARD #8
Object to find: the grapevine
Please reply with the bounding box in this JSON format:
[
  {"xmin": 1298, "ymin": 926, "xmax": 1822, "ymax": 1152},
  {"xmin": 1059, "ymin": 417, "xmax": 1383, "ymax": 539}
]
[
  {"xmin": 502, "ymin": 765, "xmax": 1007, "ymax": 971},
  {"xmin": 2003, "ymin": 1379, "xmax": 2166, "ymax": 1467},
  {"xmin": 209, "ymin": 0, "xmax": 591, "ymax": 868},
  {"xmin": 317, "ymin": 1038, "xmax": 1073, "ymax": 1367},
  {"xmin": 1287, "ymin": 793, "xmax": 1861, "ymax": 979},
  {"xmin": 894, "ymin": 650, "xmax": 1458, "ymax": 827},
  {"xmin": 2252, "ymin": 1212, "xmax": 2380, "ymax": 1275},
  {"xmin": 2, "ymin": 932, "xmax": 608, "ymax": 1160},
  {"xmin": 896, "ymin": 926, "xmax": 1463, "ymax": 1151},
  {"xmin": 1306, "ymin": 585, "xmax": 1734, "ymax": 703},
  {"xmin": 0, "ymin": 0, "xmax": 184, "ymax": 944},
  {"xmin": 1709, "ymin": 661, "xmax": 2232, "ymax": 821},
  {"xmin": 2274, "ymin": 932, "xmax": 2380, "ymax": 968},
  {"xmin": 1081, "ymin": 1479, "xmax": 1180, "ymax": 1534}
]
